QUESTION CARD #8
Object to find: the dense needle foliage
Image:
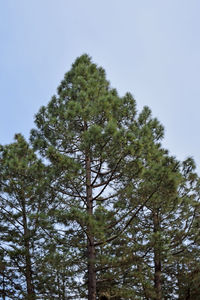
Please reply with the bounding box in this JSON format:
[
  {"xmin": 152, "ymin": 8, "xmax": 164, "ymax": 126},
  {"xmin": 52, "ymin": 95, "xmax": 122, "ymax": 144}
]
[{"xmin": 0, "ymin": 55, "xmax": 200, "ymax": 300}]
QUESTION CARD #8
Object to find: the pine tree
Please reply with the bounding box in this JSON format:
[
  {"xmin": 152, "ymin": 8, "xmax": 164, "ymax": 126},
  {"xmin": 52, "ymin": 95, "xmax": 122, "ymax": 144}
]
[
  {"xmin": 170, "ymin": 159, "xmax": 200, "ymax": 299},
  {"xmin": 0, "ymin": 134, "xmax": 50, "ymax": 299},
  {"xmin": 116, "ymin": 156, "xmax": 200, "ymax": 299},
  {"xmin": 94, "ymin": 149, "xmax": 200, "ymax": 299},
  {"xmin": 0, "ymin": 54, "xmax": 199, "ymax": 299},
  {"xmin": 30, "ymin": 54, "xmax": 165, "ymax": 299},
  {"xmin": 94, "ymin": 143, "xmax": 180, "ymax": 299}
]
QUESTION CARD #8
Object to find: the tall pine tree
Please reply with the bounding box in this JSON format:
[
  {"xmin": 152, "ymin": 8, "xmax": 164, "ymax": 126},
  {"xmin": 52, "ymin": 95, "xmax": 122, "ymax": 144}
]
[
  {"xmin": 0, "ymin": 134, "xmax": 50, "ymax": 299},
  {"xmin": 30, "ymin": 54, "xmax": 164, "ymax": 300}
]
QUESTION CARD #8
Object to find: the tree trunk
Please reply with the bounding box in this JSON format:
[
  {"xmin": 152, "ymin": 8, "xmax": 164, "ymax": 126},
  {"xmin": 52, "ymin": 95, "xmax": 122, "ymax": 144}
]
[
  {"xmin": 84, "ymin": 120, "xmax": 96, "ymax": 300},
  {"xmin": 25, "ymin": 241, "xmax": 35, "ymax": 299},
  {"xmin": 153, "ymin": 212, "xmax": 162, "ymax": 300},
  {"xmin": 87, "ymin": 234, "xmax": 96, "ymax": 300},
  {"xmin": 22, "ymin": 198, "xmax": 35, "ymax": 300},
  {"xmin": 86, "ymin": 150, "xmax": 96, "ymax": 300}
]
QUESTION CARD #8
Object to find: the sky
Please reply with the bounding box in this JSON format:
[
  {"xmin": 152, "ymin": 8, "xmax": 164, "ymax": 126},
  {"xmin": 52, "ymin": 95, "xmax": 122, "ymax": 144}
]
[{"xmin": 0, "ymin": 0, "xmax": 200, "ymax": 172}]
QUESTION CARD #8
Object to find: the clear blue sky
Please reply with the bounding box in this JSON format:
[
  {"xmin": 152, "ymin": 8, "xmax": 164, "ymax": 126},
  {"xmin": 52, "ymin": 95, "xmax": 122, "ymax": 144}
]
[{"xmin": 1, "ymin": 0, "xmax": 200, "ymax": 172}]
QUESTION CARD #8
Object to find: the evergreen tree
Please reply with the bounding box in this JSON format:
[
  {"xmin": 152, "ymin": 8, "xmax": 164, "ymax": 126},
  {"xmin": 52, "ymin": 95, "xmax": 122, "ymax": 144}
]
[
  {"xmin": 125, "ymin": 157, "xmax": 199, "ymax": 299},
  {"xmin": 95, "ymin": 144, "xmax": 180, "ymax": 299},
  {"xmin": 94, "ymin": 151, "xmax": 200, "ymax": 299},
  {"xmin": 0, "ymin": 134, "xmax": 49, "ymax": 299},
  {"xmin": 1, "ymin": 54, "xmax": 199, "ymax": 299},
  {"xmin": 170, "ymin": 159, "xmax": 200, "ymax": 299},
  {"xmin": 30, "ymin": 54, "xmax": 164, "ymax": 300}
]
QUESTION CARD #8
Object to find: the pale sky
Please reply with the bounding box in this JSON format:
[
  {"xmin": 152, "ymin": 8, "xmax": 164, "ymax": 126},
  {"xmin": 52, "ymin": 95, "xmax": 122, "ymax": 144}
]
[{"xmin": 0, "ymin": 0, "xmax": 200, "ymax": 172}]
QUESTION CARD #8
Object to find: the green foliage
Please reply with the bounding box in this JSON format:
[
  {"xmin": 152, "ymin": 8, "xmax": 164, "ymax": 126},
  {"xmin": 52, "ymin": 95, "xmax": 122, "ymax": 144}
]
[{"xmin": 0, "ymin": 54, "xmax": 200, "ymax": 299}]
